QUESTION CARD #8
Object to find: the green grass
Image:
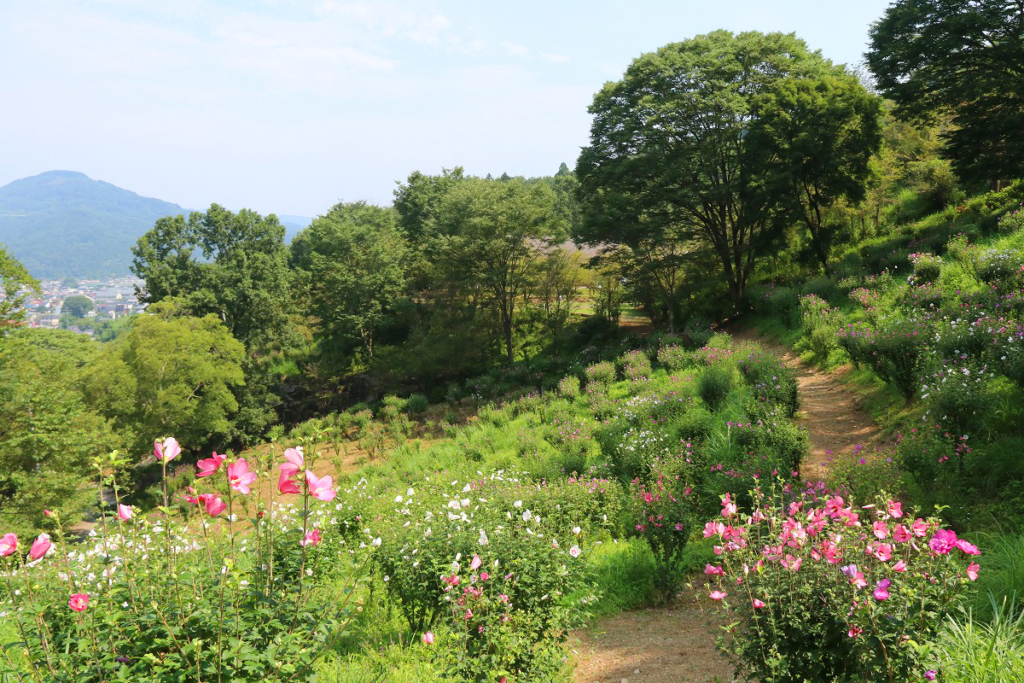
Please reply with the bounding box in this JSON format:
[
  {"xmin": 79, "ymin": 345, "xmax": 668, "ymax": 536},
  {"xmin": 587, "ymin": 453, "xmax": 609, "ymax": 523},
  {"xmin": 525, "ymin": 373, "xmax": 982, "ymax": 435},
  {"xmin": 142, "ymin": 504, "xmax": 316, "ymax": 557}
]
[{"xmin": 936, "ymin": 597, "xmax": 1024, "ymax": 683}]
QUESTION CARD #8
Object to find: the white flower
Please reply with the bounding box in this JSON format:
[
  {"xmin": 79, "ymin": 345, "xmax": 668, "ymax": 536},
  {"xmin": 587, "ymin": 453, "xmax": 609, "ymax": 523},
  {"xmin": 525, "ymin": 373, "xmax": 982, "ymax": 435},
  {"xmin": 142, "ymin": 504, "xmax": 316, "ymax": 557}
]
[
  {"xmin": 372, "ymin": 537, "xmax": 382, "ymax": 547},
  {"xmin": 572, "ymin": 526, "xmax": 581, "ymax": 535},
  {"xmin": 569, "ymin": 545, "xmax": 582, "ymax": 558},
  {"xmin": 513, "ymin": 500, "xmax": 523, "ymax": 508},
  {"xmin": 395, "ymin": 495, "xmax": 403, "ymax": 503},
  {"xmin": 522, "ymin": 510, "xmax": 532, "ymax": 522}
]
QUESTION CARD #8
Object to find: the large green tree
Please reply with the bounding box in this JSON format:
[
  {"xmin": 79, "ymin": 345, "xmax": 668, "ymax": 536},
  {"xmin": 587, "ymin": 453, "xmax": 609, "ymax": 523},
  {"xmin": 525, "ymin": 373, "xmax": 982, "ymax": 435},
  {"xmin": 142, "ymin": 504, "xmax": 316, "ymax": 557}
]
[
  {"xmin": 61, "ymin": 294, "xmax": 95, "ymax": 319},
  {"xmin": 130, "ymin": 204, "xmax": 291, "ymax": 350},
  {"xmin": 867, "ymin": 0, "xmax": 1024, "ymax": 185},
  {"xmin": 432, "ymin": 178, "xmax": 557, "ymax": 364},
  {"xmin": 82, "ymin": 301, "xmax": 245, "ymax": 458},
  {"xmin": 576, "ymin": 31, "xmax": 845, "ymax": 307},
  {"xmin": 749, "ymin": 75, "xmax": 882, "ymax": 272},
  {"xmin": 291, "ymin": 202, "xmax": 409, "ymax": 362},
  {"xmin": 0, "ymin": 245, "xmax": 39, "ymax": 336},
  {"xmin": 0, "ymin": 330, "xmax": 112, "ymax": 534}
]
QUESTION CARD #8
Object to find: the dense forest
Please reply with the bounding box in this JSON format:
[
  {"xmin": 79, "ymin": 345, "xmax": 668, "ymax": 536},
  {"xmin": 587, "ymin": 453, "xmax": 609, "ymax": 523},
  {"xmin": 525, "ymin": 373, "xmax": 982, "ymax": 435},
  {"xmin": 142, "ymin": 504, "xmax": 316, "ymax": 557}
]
[{"xmin": 2, "ymin": 2, "xmax": 1024, "ymax": 681}]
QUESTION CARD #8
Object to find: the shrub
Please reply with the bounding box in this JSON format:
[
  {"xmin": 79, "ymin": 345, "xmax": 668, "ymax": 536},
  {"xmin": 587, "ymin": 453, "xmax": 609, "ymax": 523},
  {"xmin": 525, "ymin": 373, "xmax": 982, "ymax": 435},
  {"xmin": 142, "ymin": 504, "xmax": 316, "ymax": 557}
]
[
  {"xmin": 618, "ymin": 349, "xmax": 652, "ymax": 383},
  {"xmin": 825, "ymin": 448, "xmax": 902, "ymax": 504},
  {"xmin": 406, "ymin": 393, "xmax": 429, "ymax": 414},
  {"xmin": 697, "ymin": 364, "xmax": 734, "ymax": 412},
  {"xmin": 736, "ymin": 347, "xmax": 799, "ymax": 417},
  {"xmin": 584, "ymin": 361, "xmax": 616, "ymax": 388},
  {"xmin": 704, "ymin": 489, "xmax": 982, "ymax": 683},
  {"xmin": 800, "ymin": 294, "xmax": 842, "ymax": 359},
  {"xmin": 996, "ymin": 204, "xmax": 1024, "ymax": 234},
  {"xmin": 627, "ymin": 463, "xmax": 696, "ymax": 596},
  {"xmin": 557, "ymin": 374, "xmax": 581, "ymax": 398},
  {"xmin": 921, "ymin": 358, "xmax": 994, "ymax": 439},
  {"xmin": 863, "ymin": 316, "xmax": 934, "ymax": 401},
  {"xmin": 684, "ymin": 316, "xmax": 714, "ymax": 349},
  {"xmin": 976, "ymin": 249, "xmax": 1024, "ymax": 290},
  {"xmin": 657, "ymin": 343, "xmax": 689, "ymax": 371},
  {"xmin": 0, "ymin": 442, "xmax": 364, "ymax": 682},
  {"xmin": 909, "ymin": 252, "xmax": 943, "ymax": 283}
]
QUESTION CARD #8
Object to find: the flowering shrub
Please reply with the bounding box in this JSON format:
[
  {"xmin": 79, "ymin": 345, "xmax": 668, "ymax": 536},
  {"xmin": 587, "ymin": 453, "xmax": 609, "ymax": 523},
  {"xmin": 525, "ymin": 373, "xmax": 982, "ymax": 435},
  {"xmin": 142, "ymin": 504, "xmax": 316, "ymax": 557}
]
[
  {"xmin": 920, "ymin": 357, "xmax": 994, "ymax": 441},
  {"xmin": 583, "ymin": 361, "xmax": 616, "ymax": 388},
  {"xmin": 825, "ymin": 447, "xmax": 901, "ymax": 504},
  {"xmin": 997, "ymin": 204, "xmax": 1024, "ymax": 234},
  {"xmin": 684, "ymin": 316, "xmax": 714, "ymax": 349},
  {"xmin": 909, "ymin": 252, "xmax": 943, "ymax": 284},
  {"xmin": 0, "ymin": 440, "xmax": 366, "ymax": 682},
  {"xmin": 627, "ymin": 462, "xmax": 695, "ymax": 595},
  {"xmin": 656, "ymin": 343, "xmax": 689, "ymax": 370},
  {"xmin": 556, "ymin": 375, "xmax": 580, "ymax": 398},
  {"xmin": 976, "ymin": 249, "xmax": 1024, "ymax": 291},
  {"xmin": 618, "ymin": 349, "xmax": 652, "ymax": 383},
  {"xmin": 840, "ymin": 316, "xmax": 933, "ymax": 400},
  {"xmin": 736, "ymin": 347, "xmax": 799, "ymax": 417},
  {"xmin": 703, "ymin": 487, "xmax": 981, "ymax": 683},
  {"xmin": 800, "ymin": 294, "xmax": 843, "ymax": 358}
]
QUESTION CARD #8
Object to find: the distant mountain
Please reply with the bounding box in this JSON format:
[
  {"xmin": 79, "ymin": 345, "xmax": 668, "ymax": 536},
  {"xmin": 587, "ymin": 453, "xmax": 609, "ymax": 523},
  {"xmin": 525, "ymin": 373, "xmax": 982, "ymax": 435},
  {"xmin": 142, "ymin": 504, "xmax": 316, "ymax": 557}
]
[
  {"xmin": 278, "ymin": 214, "xmax": 313, "ymax": 242},
  {"xmin": 0, "ymin": 171, "xmax": 186, "ymax": 280}
]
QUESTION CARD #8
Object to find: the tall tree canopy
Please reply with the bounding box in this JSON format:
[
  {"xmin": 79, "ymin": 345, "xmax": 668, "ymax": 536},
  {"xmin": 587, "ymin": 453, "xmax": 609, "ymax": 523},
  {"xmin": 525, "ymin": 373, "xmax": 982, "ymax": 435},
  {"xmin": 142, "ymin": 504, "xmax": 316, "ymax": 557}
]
[
  {"xmin": 0, "ymin": 245, "xmax": 39, "ymax": 336},
  {"xmin": 82, "ymin": 301, "xmax": 246, "ymax": 458},
  {"xmin": 575, "ymin": 31, "xmax": 848, "ymax": 306},
  {"xmin": 749, "ymin": 75, "xmax": 882, "ymax": 272},
  {"xmin": 867, "ymin": 0, "xmax": 1024, "ymax": 185},
  {"xmin": 131, "ymin": 205, "xmax": 291, "ymax": 349},
  {"xmin": 291, "ymin": 202, "xmax": 409, "ymax": 363}
]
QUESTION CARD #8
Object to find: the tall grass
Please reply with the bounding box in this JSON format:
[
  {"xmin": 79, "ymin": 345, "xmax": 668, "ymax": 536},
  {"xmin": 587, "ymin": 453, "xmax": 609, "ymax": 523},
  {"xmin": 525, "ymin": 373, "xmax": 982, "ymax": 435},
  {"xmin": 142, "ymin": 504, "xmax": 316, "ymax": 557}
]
[{"xmin": 936, "ymin": 597, "xmax": 1024, "ymax": 683}]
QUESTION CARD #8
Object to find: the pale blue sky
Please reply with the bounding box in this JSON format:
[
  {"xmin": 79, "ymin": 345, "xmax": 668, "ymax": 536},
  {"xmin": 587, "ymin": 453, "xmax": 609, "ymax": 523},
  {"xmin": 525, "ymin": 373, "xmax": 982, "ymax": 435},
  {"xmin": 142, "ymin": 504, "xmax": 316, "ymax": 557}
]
[{"xmin": 0, "ymin": 0, "xmax": 892, "ymax": 217}]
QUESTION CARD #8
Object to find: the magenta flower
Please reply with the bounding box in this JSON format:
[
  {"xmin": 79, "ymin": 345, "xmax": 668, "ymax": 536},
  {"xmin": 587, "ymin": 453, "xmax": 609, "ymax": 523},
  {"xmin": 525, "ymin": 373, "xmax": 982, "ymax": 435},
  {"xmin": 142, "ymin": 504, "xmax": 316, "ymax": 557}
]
[
  {"xmin": 0, "ymin": 533, "xmax": 16, "ymax": 557},
  {"xmin": 422, "ymin": 631, "xmax": 434, "ymax": 645},
  {"xmin": 704, "ymin": 521, "xmax": 725, "ymax": 538},
  {"xmin": 278, "ymin": 471, "xmax": 301, "ymax": 495},
  {"xmin": 705, "ymin": 563, "xmax": 725, "ymax": 576},
  {"xmin": 68, "ymin": 593, "xmax": 90, "ymax": 613},
  {"xmin": 204, "ymin": 496, "xmax": 227, "ymax": 517},
  {"xmin": 196, "ymin": 452, "xmax": 226, "ymax": 478},
  {"xmin": 752, "ymin": 598, "xmax": 766, "ymax": 609},
  {"xmin": 848, "ymin": 625, "xmax": 863, "ymax": 638},
  {"xmin": 893, "ymin": 559, "xmax": 908, "ymax": 572},
  {"xmin": 28, "ymin": 533, "xmax": 51, "ymax": 561},
  {"xmin": 227, "ymin": 458, "xmax": 257, "ymax": 495},
  {"xmin": 300, "ymin": 528, "xmax": 322, "ymax": 547},
  {"xmin": 929, "ymin": 529, "xmax": 958, "ymax": 555},
  {"xmin": 305, "ymin": 471, "xmax": 336, "ymax": 501},
  {"xmin": 279, "ymin": 447, "xmax": 304, "ymax": 477},
  {"xmin": 924, "ymin": 672, "xmax": 937, "ymax": 681},
  {"xmin": 954, "ymin": 538, "xmax": 980, "ymax": 555},
  {"xmin": 117, "ymin": 504, "xmax": 133, "ymax": 521},
  {"xmin": 893, "ymin": 524, "xmax": 911, "ymax": 543},
  {"xmin": 873, "ymin": 578, "xmax": 891, "ymax": 601},
  {"xmin": 154, "ymin": 437, "xmax": 181, "ymax": 462},
  {"xmin": 709, "ymin": 590, "xmax": 727, "ymax": 601}
]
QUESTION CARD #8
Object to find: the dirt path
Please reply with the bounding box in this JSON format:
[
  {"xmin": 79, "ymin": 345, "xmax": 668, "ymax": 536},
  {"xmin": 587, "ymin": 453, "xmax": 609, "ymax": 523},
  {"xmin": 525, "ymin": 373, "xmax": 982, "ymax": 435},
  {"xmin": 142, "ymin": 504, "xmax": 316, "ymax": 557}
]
[
  {"xmin": 728, "ymin": 326, "xmax": 880, "ymax": 478},
  {"xmin": 571, "ymin": 326, "xmax": 883, "ymax": 683}
]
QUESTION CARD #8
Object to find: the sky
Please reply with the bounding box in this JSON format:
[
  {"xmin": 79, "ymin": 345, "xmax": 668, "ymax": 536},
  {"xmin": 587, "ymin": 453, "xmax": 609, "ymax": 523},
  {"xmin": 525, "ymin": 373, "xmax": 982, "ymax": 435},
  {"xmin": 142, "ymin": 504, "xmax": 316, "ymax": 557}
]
[{"xmin": 0, "ymin": 0, "xmax": 893, "ymax": 218}]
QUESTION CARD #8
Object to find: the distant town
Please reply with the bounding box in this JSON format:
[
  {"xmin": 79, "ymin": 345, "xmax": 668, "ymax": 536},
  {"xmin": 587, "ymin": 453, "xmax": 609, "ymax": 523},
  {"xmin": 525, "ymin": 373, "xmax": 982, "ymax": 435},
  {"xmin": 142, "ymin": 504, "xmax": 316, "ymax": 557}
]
[{"xmin": 20, "ymin": 277, "xmax": 145, "ymax": 335}]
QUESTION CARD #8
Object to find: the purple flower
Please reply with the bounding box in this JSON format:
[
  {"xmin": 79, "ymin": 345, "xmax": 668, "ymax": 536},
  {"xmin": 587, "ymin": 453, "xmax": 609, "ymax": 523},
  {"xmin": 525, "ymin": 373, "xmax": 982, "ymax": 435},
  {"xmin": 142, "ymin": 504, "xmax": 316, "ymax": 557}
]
[
  {"xmin": 924, "ymin": 671, "xmax": 937, "ymax": 681},
  {"xmin": 841, "ymin": 564, "xmax": 858, "ymax": 579}
]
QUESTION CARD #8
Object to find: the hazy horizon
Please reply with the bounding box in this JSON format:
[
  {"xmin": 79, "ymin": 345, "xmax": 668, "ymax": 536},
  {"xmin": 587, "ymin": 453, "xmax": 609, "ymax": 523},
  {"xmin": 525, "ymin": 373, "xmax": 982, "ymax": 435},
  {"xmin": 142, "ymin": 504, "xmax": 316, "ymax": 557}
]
[{"xmin": 1, "ymin": 0, "xmax": 891, "ymax": 217}]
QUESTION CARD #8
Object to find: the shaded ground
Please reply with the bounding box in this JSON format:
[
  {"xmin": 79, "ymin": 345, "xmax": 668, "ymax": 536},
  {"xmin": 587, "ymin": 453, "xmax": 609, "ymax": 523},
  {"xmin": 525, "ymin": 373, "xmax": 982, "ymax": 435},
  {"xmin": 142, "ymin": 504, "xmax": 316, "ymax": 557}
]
[{"xmin": 572, "ymin": 326, "xmax": 884, "ymax": 682}]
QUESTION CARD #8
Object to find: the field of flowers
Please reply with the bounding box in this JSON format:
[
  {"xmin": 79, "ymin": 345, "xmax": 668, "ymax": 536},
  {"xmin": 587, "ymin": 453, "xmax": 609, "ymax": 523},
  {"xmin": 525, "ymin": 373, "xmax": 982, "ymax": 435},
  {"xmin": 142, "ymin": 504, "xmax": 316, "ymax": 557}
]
[{"xmin": 0, "ymin": 317, "xmax": 1009, "ymax": 681}]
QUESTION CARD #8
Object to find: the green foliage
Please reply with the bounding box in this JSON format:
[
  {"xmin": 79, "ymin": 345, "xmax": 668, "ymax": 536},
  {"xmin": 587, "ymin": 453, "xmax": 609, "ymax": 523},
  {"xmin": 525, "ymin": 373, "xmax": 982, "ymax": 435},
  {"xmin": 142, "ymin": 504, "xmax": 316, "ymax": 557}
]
[
  {"xmin": 935, "ymin": 598, "xmax": 1024, "ymax": 683},
  {"xmin": 556, "ymin": 375, "xmax": 580, "ymax": 398},
  {"xmin": 684, "ymin": 316, "xmax": 713, "ymax": 349},
  {"xmin": 867, "ymin": 0, "xmax": 1024, "ymax": 185},
  {"xmin": 0, "ymin": 245, "xmax": 39, "ymax": 335},
  {"xmin": 736, "ymin": 345, "xmax": 799, "ymax": 417},
  {"xmin": 583, "ymin": 361, "xmax": 616, "ymax": 388},
  {"xmin": 81, "ymin": 301, "xmax": 246, "ymax": 458},
  {"xmin": 697, "ymin": 364, "xmax": 734, "ymax": 412},
  {"xmin": 405, "ymin": 393, "xmax": 429, "ymax": 414},
  {"xmin": 0, "ymin": 333, "xmax": 113, "ymax": 535},
  {"xmin": 131, "ymin": 204, "xmax": 291, "ymax": 350}
]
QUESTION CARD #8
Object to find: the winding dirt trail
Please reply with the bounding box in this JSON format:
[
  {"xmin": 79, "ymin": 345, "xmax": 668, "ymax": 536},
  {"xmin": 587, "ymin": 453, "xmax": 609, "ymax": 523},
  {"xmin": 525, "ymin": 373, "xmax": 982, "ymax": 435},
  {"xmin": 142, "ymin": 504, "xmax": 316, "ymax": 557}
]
[{"xmin": 570, "ymin": 326, "xmax": 882, "ymax": 683}]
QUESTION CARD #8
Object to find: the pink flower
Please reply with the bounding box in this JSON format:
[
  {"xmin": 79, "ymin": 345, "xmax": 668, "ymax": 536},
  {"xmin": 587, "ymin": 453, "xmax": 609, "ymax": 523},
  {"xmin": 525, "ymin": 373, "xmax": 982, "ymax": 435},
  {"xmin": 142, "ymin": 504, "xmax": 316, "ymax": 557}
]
[
  {"xmin": 887, "ymin": 501, "xmax": 903, "ymax": 518},
  {"xmin": 782, "ymin": 555, "xmax": 802, "ymax": 571},
  {"xmin": 848, "ymin": 625, "xmax": 863, "ymax": 638},
  {"xmin": 893, "ymin": 560, "xmax": 908, "ymax": 572},
  {"xmin": 924, "ymin": 672, "xmax": 937, "ymax": 681},
  {"xmin": 278, "ymin": 471, "xmax": 301, "ymax": 495},
  {"xmin": 480, "ymin": 572, "xmax": 490, "ymax": 581},
  {"xmin": 929, "ymin": 529, "xmax": 958, "ymax": 555},
  {"xmin": 752, "ymin": 598, "xmax": 766, "ymax": 609},
  {"xmin": 893, "ymin": 524, "xmax": 911, "ymax": 543},
  {"xmin": 869, "ymin": 542, "xmax": 893, "ymax": 562},
  {"xmin": 154, "ymin": 437, "xmax": 181, "ymax": 462},
  {"xmin": 704, "ymin": 563, "xmax": 725, "ymax": 576},
  {"xmin": 873, "ymin": 578, "xmax": 891, "ymax": 601},
  {"xmin": 305, "ymin": 471, "xmax": 337, "ymax": 502},
  {"xmin": 0, "ymin": 533, "xmax": 17, "ymax": 557},
  {"xmin": 279, "ymin": 447, "xmax": 304, "ymax": 476},
  {"xmin": 196, "ymin": 452, "xmax": 226, "ymax": 477},
  {"xmin": 873, "ymin": 521, "xmax": 889, "ymax": 540},
  {"xmin": 183, "ymin": 486, "xmax": 200, "ymax": 505},
  {"xmin": 912, "ymin": 518, "xmax": 929, "ymax": 538},
  {"xmin": 117, "ymin": 504, "xmax": 133, "ymax": 521},
  {"xmin": 721, "ymin": 493, "xmax": 737, "ymax": 518},
  {"xmin": 967, "ymin": 562, "xmax": 980, "ymax": 581},
  {"xmin": 28, "ymin": 533, "xmax": 51, "ymax": 561},
  {"xmin": 422, "ymin": 631, "xmax": 434, "ymax": 645},
  {"xmin": 68, "ymin": 593, "xmax": 89, "ymax": 613},
  {"xmin": 204, "ymin": 496, "xmax": 227, "ymax": 517},
  {"xmin": 704, "ymin": 521, "xmax": 725, "ymax": 538},
  {"xmin": 300, "ymin": 528, "xmax": 322, "ymax": 547},
  {"xmin": 470, "ymin": 554, "xmax": 482, "ymax": 571},
  {"xmin": 709, "ymin": 590, "xmax": 727, "ymax": 601},
  {"xmin": 955, "ymin": 538, "xmax": 981, "ymax": 555},
  {"xmin": 227, "ymin": 458, "xmax": 257, "ymax": 495}
]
